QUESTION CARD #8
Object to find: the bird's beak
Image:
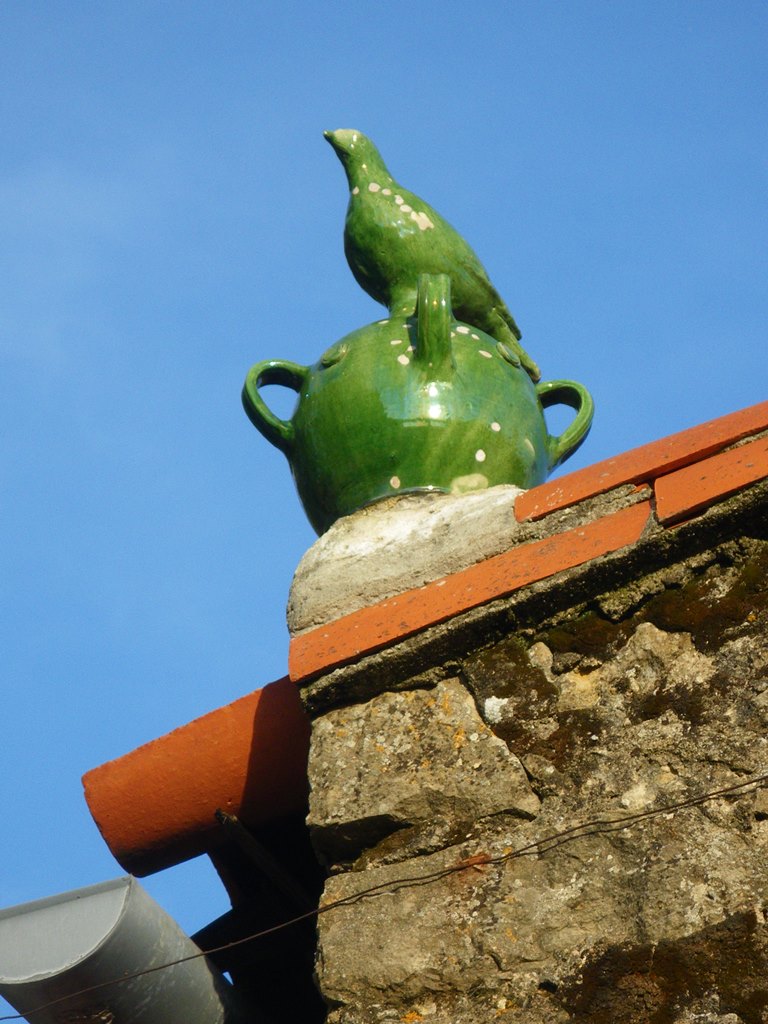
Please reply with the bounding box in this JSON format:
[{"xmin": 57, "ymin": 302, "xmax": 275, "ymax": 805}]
[
  {"xmin": 324, "ymin": 129, "xmax": 359, "ymax": 159},
  {"xmin": 324, "ymin": 129, "xmax": 343, "ymax": 154}
]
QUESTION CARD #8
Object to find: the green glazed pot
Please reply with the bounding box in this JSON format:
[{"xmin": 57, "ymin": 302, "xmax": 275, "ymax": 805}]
[{"xmin": 243, "ymin": 275, "xmax": 594, "ymax": 535}]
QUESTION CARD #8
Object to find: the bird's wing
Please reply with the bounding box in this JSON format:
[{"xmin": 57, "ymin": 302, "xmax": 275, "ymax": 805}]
[{"xmin": 453, "ymin": 258, "xmax": 523, "ymax": 341}]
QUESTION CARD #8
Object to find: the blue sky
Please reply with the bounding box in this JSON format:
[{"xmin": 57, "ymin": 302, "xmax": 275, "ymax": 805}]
[{"xmin": 1, "ymin": 0, "xmax": 766, "ymax": 1011}]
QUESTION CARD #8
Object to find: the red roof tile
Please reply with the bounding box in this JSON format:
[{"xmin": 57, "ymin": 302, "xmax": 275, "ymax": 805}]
[
  {"xmin": 289, "ymin": 501, "xmax": 651, "ymax": 683},
  {"xmin": 290, "ymin": 400, "xmax": 768, "ymax": 684},
  {"xmin": 516, "ymin": 400, "xmax": 768, "ymax": 522},
  {"xmin": 84, "ymin": 400, "xmax": 768, "ymax": 867},
  {"xmin": 82, "ymin": 677, "xmax": 310, "ymax": 876},
  {"xmin": 655, "ymin": 433, "xmax": 768, "ymax": 525}
]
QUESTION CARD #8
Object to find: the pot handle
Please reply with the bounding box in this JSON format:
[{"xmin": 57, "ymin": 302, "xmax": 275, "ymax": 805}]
[
  {"xmin": 536, "ymin": 379, "xmax": 595, "ymax": 472},
  {"xmin": 242, "ymin": 359, "xmax": 310, "ymax": 455},
  {"xmin": 415, "ymin": 273, "xmax": 454, "ymax": 372}
]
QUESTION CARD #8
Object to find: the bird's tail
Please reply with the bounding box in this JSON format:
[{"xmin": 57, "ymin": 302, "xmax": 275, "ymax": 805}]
[{"xmin": 487, "ymin": 311, "xmax": 541, "ymax": 382}]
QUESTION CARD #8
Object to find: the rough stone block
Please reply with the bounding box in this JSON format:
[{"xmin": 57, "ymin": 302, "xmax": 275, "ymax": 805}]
[
  {"xmin": 307, "ymin": 678, "xmax": 539, "ymax": 865},
  {"xmin": 318, "ymin": 805, "xmax": 768, "ymax": 1023},
  {"xmin": 310, "ymin": 535, "xmax": 768, "ymax": 1023}
]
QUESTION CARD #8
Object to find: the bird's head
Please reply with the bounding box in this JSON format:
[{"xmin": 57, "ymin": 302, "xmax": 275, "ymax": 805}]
[{"xmin": 324, "ymin": 129, "xmax": 392, "ymax": 187}]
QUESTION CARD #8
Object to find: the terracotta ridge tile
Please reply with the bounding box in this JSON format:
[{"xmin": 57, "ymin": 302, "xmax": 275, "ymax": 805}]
[
  {"xmin": 290, "ymin": 500, "xmax": 652, "ymax": 684},
  {"xmin": 516, "ymin": 399, "xmax": 768, "ymax": 522},
  {"xmin": 82, "ymin": 676, "xmax": 311, "ymax": 876},
  {"xmin": 655, "ymin": 433, "xmax": 768, "ymax": 525}
]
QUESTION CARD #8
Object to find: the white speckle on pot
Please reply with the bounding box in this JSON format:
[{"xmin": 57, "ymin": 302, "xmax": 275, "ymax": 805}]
[
  {"xmin": 368, "ymin": 182, "xmax": 381, "ymax": 192},
  {"xmin": 410, "ymin": 210, "xmax": 434, "ymax": 230},
  {"xmin": 479, "ymin": 349, "xmax": 492, "ymax": 359},
  {"xmin": 382, "ymin": 188, "xmax": 392, "ymax": 195},
  {"xmin": 524, "ymin": 438, "xmax": 535, "ymax": 454},
  {"xmin": 491, "ymin": 422, "xmax": 501, "ymax": 432},
  {"xmin": 475, "ymin": 449, "xmax": 487, "ymax": 463},
  {"xmin": 401, "ymin": 204, "xmax": 412, "ymax": 213},
  {"xmin": 351, "ymin": 186, "xmax": 360, "ymax": 195},
  {"xmin": 471, "ymin": 333, "xmax": 480, "ymax": 340},
  {"xmin": 390, "ymin": 476, "xmax": 401, "ymax": 489},
  {"xmin": 395, "ymin": 195, "xmax": 403, "ymax": 205},
  {"xmin": 397, "ymin": 354, "xmax": 410, "ymax": 366},
  {"xmin": 455, "ymin": 325, "xmax": 470, "ymax": 335},
  {"xmin": 390, "ymin": 338, "xmax": 404, "ymax": 345}
]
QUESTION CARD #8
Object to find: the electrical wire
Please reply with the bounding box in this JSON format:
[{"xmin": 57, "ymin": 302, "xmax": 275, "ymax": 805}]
[{"xmin": 2, "ymin": 770, "xmax": 767, "ymax": 1021}]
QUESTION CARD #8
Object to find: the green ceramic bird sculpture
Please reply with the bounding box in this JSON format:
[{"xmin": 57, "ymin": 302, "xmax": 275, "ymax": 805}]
[{"xmin": 324, "ymin": 129, "xmax": 540, "ymax": 382}]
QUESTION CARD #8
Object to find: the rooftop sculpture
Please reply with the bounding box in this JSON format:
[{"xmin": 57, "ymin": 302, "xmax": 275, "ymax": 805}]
[
  {"xmin": 243, "ymin": 131, "xmax": 594, "ymax": 534},
  {"xmin": 322, "ymin": 129, "xmax": 538, "ymax": 383}
]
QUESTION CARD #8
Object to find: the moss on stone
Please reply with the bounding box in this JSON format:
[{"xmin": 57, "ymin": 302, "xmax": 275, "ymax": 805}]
[
  {"xmin": 534, "ymin": 541, "xmax": 768, "ymax": 666},
  {"xmin": 559, "ymin": 910, "xmax": 768, "ymax": 1023}
]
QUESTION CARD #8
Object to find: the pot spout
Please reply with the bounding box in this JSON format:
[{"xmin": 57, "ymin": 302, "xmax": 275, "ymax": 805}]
[{"xmin": 414, "ymin": 273, "xmax": 455, "ymax": 377}]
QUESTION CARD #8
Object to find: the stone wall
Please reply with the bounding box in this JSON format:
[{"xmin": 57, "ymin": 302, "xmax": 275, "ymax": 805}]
[{"xmin": 298, "ymin": 482, "xmax": 768, "ymax": 1024}]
